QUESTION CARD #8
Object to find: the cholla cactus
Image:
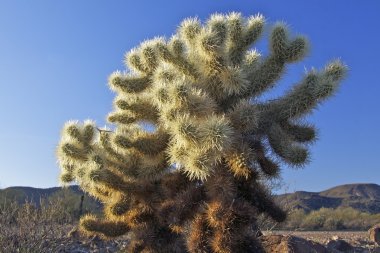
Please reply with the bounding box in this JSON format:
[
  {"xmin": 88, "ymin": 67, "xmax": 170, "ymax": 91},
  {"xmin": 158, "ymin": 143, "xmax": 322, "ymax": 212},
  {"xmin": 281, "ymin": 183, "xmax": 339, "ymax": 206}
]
[{"xmin": 57, "ymin": 12, "xmax": 346, "ymax": 252}]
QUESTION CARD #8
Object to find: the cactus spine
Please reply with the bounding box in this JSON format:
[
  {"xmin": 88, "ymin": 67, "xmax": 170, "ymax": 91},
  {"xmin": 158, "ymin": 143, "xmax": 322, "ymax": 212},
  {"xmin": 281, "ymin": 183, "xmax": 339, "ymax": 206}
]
[{"xmin": 57, "ymin": 12, "xmax": 346, "ymax": 252}]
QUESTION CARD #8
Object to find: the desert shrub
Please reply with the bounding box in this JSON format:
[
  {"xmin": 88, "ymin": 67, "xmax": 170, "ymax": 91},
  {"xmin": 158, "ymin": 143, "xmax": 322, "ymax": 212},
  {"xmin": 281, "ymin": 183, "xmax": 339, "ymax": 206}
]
[
  {"xmin": 279, "ymin": 207, "xmax": 380, "ymax": 231},
  {"xmin": 282, "ymin": 209, "xmax": 307, "ymax": 230},
  {"xmin": 300, "ymin": 208, "xmax": 329, "ymax": 229},
  {"xmin": 324, "ymin": 216, "xmax": 344, "ymax": 230},
  {"xmin": 336, "ymin": 208, "xmax": 380, "ymax": 230}
]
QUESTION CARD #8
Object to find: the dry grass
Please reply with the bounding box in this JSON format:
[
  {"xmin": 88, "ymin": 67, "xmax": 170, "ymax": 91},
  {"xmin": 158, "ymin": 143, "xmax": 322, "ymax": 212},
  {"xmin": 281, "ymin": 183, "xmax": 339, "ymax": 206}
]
[
  {"xmin": 0, "ymin": 196, "xmax": 130, "ymax": 253},
  {"xmin": 0, "ymin": 197, "xmax": 76, "ymax": 252}
]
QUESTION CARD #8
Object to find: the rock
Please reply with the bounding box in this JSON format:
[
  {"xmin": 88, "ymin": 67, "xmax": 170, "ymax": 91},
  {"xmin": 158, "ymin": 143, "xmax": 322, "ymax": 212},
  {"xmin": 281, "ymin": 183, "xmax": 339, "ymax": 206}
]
[
  {"xmin": 261, "ymin": 235, "xmax": 327, "ymax": 253},
  {"xmin": 326, "ymin": 239, "xmax": 354, "ymax": 252},
  {"xmin": 369, "ymin": 224, "xmax": 380, "ymax": 245}
]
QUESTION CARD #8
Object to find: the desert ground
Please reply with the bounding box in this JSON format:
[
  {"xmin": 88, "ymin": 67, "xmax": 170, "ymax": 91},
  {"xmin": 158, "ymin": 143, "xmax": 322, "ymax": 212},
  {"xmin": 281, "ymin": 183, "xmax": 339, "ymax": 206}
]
[{"xmin": 264, "ymin": 230, "xmax": 379, "ymax": 252}]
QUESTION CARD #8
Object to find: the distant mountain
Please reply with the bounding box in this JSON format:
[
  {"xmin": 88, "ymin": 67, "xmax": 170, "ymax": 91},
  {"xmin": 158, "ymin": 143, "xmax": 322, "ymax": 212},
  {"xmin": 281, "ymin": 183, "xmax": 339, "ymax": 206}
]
[
  {"xmin": 0, "ymin": 185, "xmax": 77, "ymax": 202},
  {"xmin": 275, "ymin": 183, "xmax": 380, "ymax": 214},
  {"xmin": 0, "ymin": 185, "xmax": 101, "ymax": 210},
  {"xmin": 2, "ymin": 183, "xmax": 379, "ymax": 214}
]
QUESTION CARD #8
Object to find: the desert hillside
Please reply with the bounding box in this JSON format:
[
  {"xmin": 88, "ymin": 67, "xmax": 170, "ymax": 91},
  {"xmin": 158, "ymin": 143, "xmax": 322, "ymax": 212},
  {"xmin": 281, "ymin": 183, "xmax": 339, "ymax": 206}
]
[
  {"xmin": 2, "ymin": 183, "xmax": 379, "ymax": 214},
  {"xmin": 275, "ymin": 183, "xmax": 380, "ymax": 213},
  {"xmin": 0, "ymin": 185, "xmax": 101, "ymax": 211}
]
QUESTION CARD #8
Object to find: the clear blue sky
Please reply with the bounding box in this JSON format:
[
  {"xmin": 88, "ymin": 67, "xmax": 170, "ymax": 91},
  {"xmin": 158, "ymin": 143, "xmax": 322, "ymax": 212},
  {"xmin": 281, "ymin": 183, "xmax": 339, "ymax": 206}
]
[{"xmin": 0, "ymin": 1, "xmax": 379, "ymax": 193}]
